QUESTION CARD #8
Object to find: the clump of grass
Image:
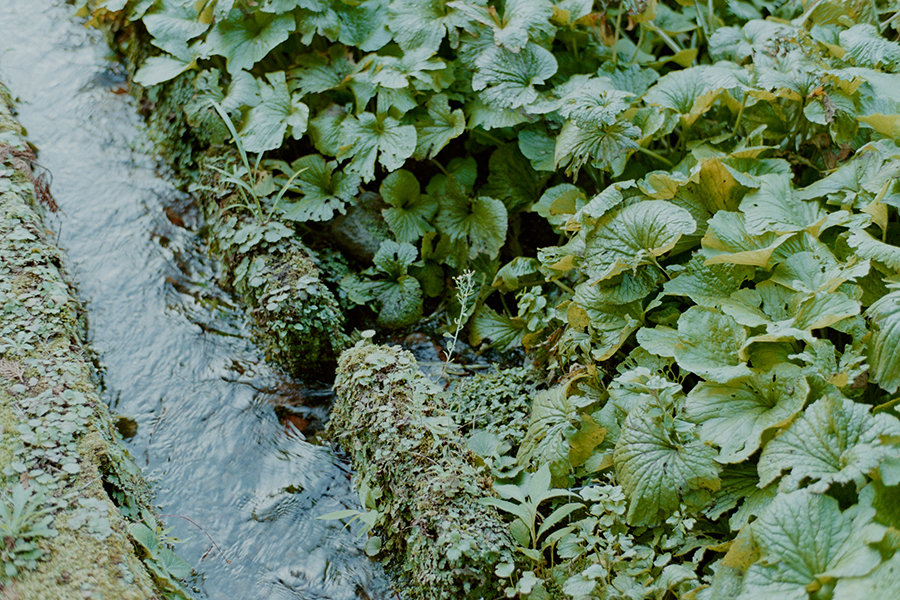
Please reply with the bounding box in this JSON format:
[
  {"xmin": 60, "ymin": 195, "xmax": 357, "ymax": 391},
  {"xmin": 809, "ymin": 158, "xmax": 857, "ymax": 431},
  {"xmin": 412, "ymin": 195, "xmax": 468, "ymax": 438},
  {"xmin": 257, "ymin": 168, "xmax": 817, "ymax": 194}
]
[
  {"xmin": 207, "ymin": 102, "xmax": 304, "ymax": 225},
  {"xmin": 0, "ymin": 484, "xmax": 57, "ymax": 579}
]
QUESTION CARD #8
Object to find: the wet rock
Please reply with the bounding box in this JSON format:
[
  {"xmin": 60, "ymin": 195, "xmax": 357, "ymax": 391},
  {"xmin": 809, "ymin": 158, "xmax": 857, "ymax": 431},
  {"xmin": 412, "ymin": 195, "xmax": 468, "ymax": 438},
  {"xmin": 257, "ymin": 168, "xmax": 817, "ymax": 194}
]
[{"xmin": 329, "ymin": 192, "xmax": 391, "ymax": 264}]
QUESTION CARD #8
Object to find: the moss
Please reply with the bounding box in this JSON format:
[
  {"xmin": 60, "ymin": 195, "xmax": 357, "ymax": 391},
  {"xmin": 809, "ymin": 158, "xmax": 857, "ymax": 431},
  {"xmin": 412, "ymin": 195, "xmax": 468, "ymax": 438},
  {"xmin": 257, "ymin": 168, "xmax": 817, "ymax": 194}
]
[
  {"xmin": 330, "ymin": 342, "xmax": 520, "ymax": 600},
  {"xmin": 0, "ymin": 82, "xmax": 183, "ymax": 599},
  {"xmin": 197, "ymin": 151, "xmax": 350, "ymax": 373}
]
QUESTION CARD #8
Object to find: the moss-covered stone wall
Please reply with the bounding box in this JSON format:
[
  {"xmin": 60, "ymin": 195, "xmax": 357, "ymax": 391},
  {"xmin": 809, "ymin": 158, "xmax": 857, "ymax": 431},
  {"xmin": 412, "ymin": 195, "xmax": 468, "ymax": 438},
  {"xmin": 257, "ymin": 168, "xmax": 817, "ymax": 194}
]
[{"xmin": 0, "ymin": 82, "xmax": 188, "ymax": 600}]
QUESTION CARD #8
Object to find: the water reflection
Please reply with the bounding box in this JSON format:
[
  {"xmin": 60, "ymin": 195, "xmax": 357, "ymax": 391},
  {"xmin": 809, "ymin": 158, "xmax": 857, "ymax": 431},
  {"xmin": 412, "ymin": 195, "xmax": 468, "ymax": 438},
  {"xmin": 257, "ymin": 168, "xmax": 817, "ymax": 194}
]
[{"xmin": 0, "ymin": 2, "xmax": 391, "ymax": 598}]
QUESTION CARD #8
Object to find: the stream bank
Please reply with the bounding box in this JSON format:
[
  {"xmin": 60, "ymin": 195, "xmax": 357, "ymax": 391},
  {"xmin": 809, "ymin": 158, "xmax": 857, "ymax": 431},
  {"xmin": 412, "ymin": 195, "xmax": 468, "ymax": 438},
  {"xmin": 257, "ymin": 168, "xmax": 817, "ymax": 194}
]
[
  {"xmin": 0, "ymin": 81, "xmax": 177, "ymax": 600},
  {"xmin": 0, "ymin": 2, "xmax": 394, "ymax": 598}
]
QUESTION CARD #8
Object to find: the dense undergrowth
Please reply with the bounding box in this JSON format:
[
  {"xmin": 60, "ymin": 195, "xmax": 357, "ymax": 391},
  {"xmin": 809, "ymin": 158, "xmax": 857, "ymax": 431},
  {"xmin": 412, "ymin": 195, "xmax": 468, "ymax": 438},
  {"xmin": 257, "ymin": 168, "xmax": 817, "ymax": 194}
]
[{"xmin": 75, "ymin": 0, "xmax": 900, "ymax": 598}]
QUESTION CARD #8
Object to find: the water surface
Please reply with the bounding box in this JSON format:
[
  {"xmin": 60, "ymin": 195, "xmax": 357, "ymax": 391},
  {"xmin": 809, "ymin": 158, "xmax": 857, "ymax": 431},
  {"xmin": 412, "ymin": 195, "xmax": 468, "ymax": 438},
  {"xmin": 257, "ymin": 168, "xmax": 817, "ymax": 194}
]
[{"xmin": 0, "ymin": 3, "xmax": 391, "ymax": 598}]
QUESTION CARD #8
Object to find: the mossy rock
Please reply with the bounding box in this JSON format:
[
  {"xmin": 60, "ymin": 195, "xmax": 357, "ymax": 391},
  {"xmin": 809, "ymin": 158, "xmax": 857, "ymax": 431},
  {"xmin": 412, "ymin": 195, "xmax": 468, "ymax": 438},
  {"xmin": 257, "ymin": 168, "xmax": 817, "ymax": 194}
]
[{"xmin": 331, "ymin": 342, "xmax": 520, "ymax": 600}]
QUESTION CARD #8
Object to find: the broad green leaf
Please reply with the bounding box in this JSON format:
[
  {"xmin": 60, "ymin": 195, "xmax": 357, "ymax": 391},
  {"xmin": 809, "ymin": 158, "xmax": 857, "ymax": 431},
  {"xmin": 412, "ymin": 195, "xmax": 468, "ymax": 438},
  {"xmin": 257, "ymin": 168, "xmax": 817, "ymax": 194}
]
[
  {"xmin": 480, "ymin": 144, "xmax": 547, "ymax": 213},
  {"xmin": 380, "ymin": 169, "xmax": 437, "ymax": 242},
  {"xmin": 308, "ymin": 104, "xmax": 351, "ymax": 157},
  {"xmin": 293, "ymin": 5, "xmax": 341, "ymax": 43},
  {"xmin": 258, "ymin": 0, "xmax": 330, "ymax": 13},
  {"xmin": 388, "ymin": 0, "xmax": 476, "ymax": 53},
  {"xmin": 570, "ymin": 283, "xmax": 644, "ymax": 360},
  {"xmin": 553, "ymin": 119, "xmax": 641, "ymax": 177},
  {"xmin": 700, "ymin": 211, "xmax": 793, "ymax": 267},
  {"xmin": 373, "ymin": 240, "xmax": 417, "ymax": 278},
  {"xmin": 290, "ymin": 47, "xmax": 355, "ymax": 95},
  {"xmin": 663, "ymin": 255, "xmax": 755, "ymax": 308},
  {"xmin": 532, "ymin": 183, "xmax": 585, "ymax": 231},
  {"xmin": 340, "ymin": 112, "xmax": 416, "ymax": 182},
  {"xmin": 436, "ymin": 188, "xmax": 508, "ymax": 260},
  {"xmin": 848, "ymin": 229, "xmax": 900, "ymax": 271},
  {"xmin": 134, "ymin": 54, "xmax": 195, "ymax": 86},
  {"xmin": 469, "ymin": 304, "xmax": 527, "ymax": 350},
  {"xmin": 157, "ymin": 548, "xmax": 193, "ymax": 580},
  {"xmin": 558, "ymin": 81, "xmax": 632, "ymax": 128},
  {"xmin": 738, "ymin": 490, "xmax": 884, "ymax": 600},
  {"xmin": 373, "ymin": 274, "xmax": 423, "ymax": 328},
  {"xmin": 709, "ymin": 20, "xmax": 794, "ymax": 62},
  {"xmin": 866, "ymin": 287, "xmax": 900, "ymax": 393},
  {"xmin": 451, "ymin": 0, "xmax": 553, "ymax": 52},
  {"xmin": 518, "ymin": 128, "xmax": 556, "ymax": 171},
  {"xmin": 686, "ymin": 365, "xmax": 809, "ymax": 463},
  {"xmin": 278, "ymin": 155, "xmax": 360, "ymax": 222},
  {"xmin": 770, "ymin": 252, "xmax": 869, "ymax": 295},
  {"xmin": 465, "ymin": 97, "xmax": 529, "ymax": 130},
  {"xmin": 335, "ymin": 0, "xmax": 392, "ymax": 51},
  {"xmin": 758, "ymin": 393, "xmax": 900, "ymax": 491},
  {"xmin": 674, "ymin": 306, "xmax": 751, "ymax": 382},
  {"xmin": 143, "ymin": 0, "xmax": 210, "ymax": 55},
  {"xmin": 582, "ymin": 200, "xmax": 696, "ymax": 282},
  {"xmin": 492, "ymin": 256, "xmax": 542, "ymax": 292},
  {"xmin": 239, "ymin": 71, "xmax": 308, "ymax": 153},
  {"xmin": 366, "ymin": 49, "xmax": 446, "ymax": 90},
  {"xmin": 644, "ymin": 65, "xmax": 743, "ymax": 126},
  {"xmin": 797, "ymin": 141, "xmax": 900, "ymax": 209},
  {"xmin": 740, "ymin": 174, "xmax": 828, "ymax": 236},
  {"xmin": 413, "ymin": 94, "xmax": 465, "ymax": 160},
  {"xmin": 705, "ymin": 463, "xmax": 777, "ymax": 531},
  {"xmin": 206, "ymin": 10, "xmax": 295, "ymax": 73},
  {"xmin": 614, "ymin": 398, "xmax": 720, "ymax": 526},
  {"xmin": 518, "ymin": 387, "xmax": 578, "ymax": 476},
  {"xmin": 834, "ymin": 553, "xmax": 900, "ymax": 600},
  {"xmin": 641, "ymin": 157, "xmax": 749, "ymax": 252},
  {"xmin": 472, "ymin": 42, "xmax": 558, "ymax": 109},
  {"xmin": 839, "ymin": 24, "xmax": 900, "ymax": 70}
]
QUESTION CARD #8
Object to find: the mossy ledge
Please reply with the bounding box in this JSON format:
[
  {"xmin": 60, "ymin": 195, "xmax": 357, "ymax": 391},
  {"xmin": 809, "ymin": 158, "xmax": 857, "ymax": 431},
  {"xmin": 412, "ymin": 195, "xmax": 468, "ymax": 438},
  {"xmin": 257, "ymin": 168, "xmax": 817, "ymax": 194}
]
[
  {"xmin": 0, "ymin": 83, "xmax": 188, "ymax": 600},
  {"xmin": 330, "ymin": 341, "xmax": 520, "ymax": 600},
  {"xmin": 88, "ymin": 17, "xmax": 351, "ymax": 375}
]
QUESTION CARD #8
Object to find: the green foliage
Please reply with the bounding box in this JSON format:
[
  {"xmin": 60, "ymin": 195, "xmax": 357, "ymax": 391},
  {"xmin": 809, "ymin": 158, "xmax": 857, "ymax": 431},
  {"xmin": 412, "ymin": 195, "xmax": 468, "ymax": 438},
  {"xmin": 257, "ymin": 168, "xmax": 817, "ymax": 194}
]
[{"xmin": 80, "ymin": 0, "xmax": 900, "ymax": 597}]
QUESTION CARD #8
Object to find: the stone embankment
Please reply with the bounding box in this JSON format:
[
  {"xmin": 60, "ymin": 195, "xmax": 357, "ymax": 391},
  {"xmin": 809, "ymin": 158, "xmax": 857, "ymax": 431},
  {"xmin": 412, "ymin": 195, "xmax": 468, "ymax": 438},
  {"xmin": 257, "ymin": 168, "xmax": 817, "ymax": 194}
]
[{"xmin": 0, "ymin": 83, "xmax": 187, "ymax": 600}]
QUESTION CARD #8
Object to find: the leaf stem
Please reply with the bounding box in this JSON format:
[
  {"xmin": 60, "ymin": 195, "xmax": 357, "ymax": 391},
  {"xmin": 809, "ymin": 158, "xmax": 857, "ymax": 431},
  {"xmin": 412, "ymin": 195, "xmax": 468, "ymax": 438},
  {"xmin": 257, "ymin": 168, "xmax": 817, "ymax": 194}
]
[
  {"xmin": 630, "ymin": 24, "xmax": 646, "ymax": 64},
  {"xmin": 612, "ymin": 6, "xmax": 623, "ymax": 64},
  {"xmin": 551, "ymin": 279, "xmax": 576, "ymax": 294},
  {"xmin": 634, "ymin": 145, "xmax": 675, "ymax": 168},
  {"xmin": 731, "ymin": 94, "xmax": 747, "ymax": 138}
]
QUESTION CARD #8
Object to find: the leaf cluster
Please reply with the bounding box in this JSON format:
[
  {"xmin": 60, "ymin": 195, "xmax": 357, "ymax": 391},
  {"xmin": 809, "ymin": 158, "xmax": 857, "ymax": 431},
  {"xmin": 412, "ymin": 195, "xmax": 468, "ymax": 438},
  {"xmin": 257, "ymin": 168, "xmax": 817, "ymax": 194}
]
[{"xmin": 78, "ymin": 0, "xmax": 900, "ymax": 597}]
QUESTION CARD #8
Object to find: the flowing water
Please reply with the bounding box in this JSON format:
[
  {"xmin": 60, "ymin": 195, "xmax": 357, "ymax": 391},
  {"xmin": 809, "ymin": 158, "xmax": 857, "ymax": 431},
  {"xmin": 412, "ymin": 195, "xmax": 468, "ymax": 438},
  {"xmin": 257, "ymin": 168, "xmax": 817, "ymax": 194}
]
[{"xmin": 0, "ymin": 2, "xmax": 392, "ymax": 598}]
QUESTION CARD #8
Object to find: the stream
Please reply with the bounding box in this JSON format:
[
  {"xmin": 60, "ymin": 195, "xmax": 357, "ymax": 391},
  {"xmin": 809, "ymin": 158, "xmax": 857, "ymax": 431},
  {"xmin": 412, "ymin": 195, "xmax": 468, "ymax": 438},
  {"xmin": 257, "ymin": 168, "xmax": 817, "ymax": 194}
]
[{"xmin": 0, "ymin": 2, "xmax": 392, "ymax": 598}]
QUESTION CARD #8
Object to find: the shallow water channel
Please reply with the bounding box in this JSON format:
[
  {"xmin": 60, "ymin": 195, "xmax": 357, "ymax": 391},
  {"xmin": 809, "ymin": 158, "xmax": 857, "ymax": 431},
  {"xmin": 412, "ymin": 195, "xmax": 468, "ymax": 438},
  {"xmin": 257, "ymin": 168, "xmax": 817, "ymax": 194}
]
[{"xmin": 0, "ymin": 2, "xmax": 392, "ymax": 598}]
